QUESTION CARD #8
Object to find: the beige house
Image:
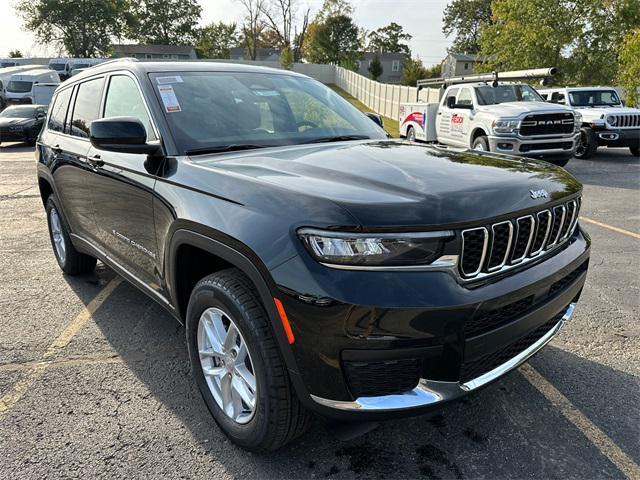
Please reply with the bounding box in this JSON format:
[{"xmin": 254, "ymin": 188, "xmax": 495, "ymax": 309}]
[{"xmin": 441, "ymin": 53, "xmax": 484, "ymax": 78}]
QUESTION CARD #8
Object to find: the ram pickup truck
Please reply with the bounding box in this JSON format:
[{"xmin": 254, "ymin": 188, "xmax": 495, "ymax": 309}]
[
  {"xmin": 401, "ymin": 78, "xmax": 580, "ymax": 167},
  {"xmin": 37, "ymin": 61, "xmax": 590, "ymax": 452},
  {"xmin": 539, "ymin": 86, "xmax": 640, "ymax": 158}
]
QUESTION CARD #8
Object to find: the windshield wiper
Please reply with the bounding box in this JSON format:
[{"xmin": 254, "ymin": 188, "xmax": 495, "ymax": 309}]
[
  {"xmin": 186, "ymin": 144, "xmax": 268, "ymax": 156},
  {"xmin": 302, "ymin": 135, "xmax": 371, "ymax": 144}
]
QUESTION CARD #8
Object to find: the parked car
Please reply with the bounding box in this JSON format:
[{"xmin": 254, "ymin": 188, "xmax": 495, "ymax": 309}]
[
  {"xmin": 400, "ymin": 69, "xmax": 581, "ymax": 167},
  {"xmin": 0, "ymin": 104, "xmax": 47, "ymax": 145},
  {"xmin": 5, "ymin": 69, "xmax": 60, "ymax": 105},
  {"xmin": 37, "ymin": 61, "xmax": 590, "ymax": 452},
  {"xmin": 32, "ymin": 83, "xmax": 59, "ymax": 106},
  {"xmin": 539, "ymin": 87, "xmax": 640, "ymax": 158}
]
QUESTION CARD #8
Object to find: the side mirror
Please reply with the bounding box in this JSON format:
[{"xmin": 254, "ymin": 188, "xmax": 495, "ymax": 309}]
[
  {"xmin": 364, "ymin": 111, "xmax": 384, "ymax": 129},
  {"xmin": 90, "ymin": 117, "xmax": 158, "ymax": 155},
  {"xmin": 36, "ymin": 113, "xmax": 46, "ymax": 120},
  {"xmin": 446, "ymin": 96, "xmax": 456, "ymax": 108}
]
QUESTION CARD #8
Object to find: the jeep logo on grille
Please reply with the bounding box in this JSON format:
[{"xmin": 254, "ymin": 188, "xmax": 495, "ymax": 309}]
[{"xmin": 530, "ymin": 189, "xmax": 549, "ymax": 199}]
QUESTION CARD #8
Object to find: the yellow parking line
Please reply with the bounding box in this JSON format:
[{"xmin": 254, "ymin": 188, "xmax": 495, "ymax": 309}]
[
  {"xmin": 580, "ymin": 216, "xmax": 640, "ymax": 240},
  {"xmin": 521, "ymin": 364, "xmax": 640, "ymax": 478},
  {"xmin": 0, "ymin": 277, "xmax": 122, "ymax": 420}
]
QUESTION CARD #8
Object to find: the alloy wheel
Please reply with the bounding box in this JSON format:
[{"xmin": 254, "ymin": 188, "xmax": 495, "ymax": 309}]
[
  {"xmin": 49, "ymin": 207, "xmax": 66, "ymax": 264},
  {"xmin": 197, "ymin": 307, "xmax": 257, "ymax": 424}
]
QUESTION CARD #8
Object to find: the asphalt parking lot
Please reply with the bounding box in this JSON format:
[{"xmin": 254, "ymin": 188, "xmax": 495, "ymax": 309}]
[{"xmin": 0, "ymin": 143, "xmax": 638, "ymax": 479}]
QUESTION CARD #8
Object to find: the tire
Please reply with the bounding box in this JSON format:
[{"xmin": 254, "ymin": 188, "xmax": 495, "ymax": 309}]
[
  {"xmin": 575, "ymin": 127, "xmax": 598, "ymax": 159},
  {"xmin": 45, "ymin": 194, "xmax": 96, "ymax": 275},
  {"xmin": 472, "ymin": 135, "xmax": 490, "ymax": 151},
  {"xmin": 406, "ymin": 126, "xmax": 416, "ymax": 142},
  {"xmin": 186, "ymin": 269, "xmax": 311, "ymax": 452},
  {"xmin": 630, "ymin": 146, "xmax": 639, "ymax": 157}
]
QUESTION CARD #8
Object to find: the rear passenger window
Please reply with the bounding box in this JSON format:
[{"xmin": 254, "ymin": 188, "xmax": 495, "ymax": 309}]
[
  {"xmin": 103, "ymin": 75, "xmax": 156, "ymax": 141},
  {"xmin": 48, "ymin": 88, "xmax": 72, "ymax": 133},
  {"xmin": 70, "ymin": 77, "xmax": 105, "ymax": 138}
]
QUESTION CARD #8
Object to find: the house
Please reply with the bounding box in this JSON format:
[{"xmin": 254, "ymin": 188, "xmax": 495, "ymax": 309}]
[
  {"xmin": 229, "ymin": 47, "xmax": 281, "ymax": 62},
  {"xmin": 441, "ymin": 53, "xmax": 484, "ymax": 78},
  {"xmin": 111, "ymin": 44, "xmax": 197, "ymax": 60},
  {"xmin": 355, "ymin": 52, "xmax": 405, "ymax": 83}
]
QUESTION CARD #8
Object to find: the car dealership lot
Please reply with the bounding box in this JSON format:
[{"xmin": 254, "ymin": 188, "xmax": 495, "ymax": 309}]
[{"xmin": 0, "ymin": 144, "xmax": 638, "ymax": 478}]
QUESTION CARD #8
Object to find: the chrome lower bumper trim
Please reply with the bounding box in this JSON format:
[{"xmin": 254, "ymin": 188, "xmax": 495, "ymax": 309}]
[{"xmin": 310, "ymin": 303, "xmax": 575, "ymax": 412}]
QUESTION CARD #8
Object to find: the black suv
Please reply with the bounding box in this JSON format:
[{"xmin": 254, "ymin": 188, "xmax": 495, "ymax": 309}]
[{"xmin": 37, "ymin": 61, "xmax": 590, "ymax": 451}]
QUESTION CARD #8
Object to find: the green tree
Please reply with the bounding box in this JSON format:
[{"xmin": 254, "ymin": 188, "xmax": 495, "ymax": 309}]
[
  {"xmin": 368, "ymin": 54, "xmax": 383, "ymax": 80},
  {"xmin": 131, "ymin": 0, "xmax": 202, "ymax": 45},
  {"xmin": 367, "ymin": 22, "xmax": 412, "ymax": 56},
  {"xmin": 196, "ymin": 22, "xmax": 239, "ymax": 59},
  {"xmin": 280, "ymin": 45, "xmax": 294, "ymax": 69},
  {"xmin": 304, "ymin": 14, "xmax": 361, "ymax": 66},
  {"xmin": 401, "ymin": 57, "xmax": 440, "ymax": 86},
  {"xmin": 9, "ymin": 50, "xmax": 23, "ymax": 58},
  {"xmin": 16, "ymin": 0, "xmax": 133, "ymax": 57},
  {"xmin": 618, "ymin": 29, "xmax": 640, "ymax": 107},
  {"xmin": 442, "ymin": 0, "xmax": 492, "ymax": 54},
  {"xmin": 314, "ymin": 0, "xmax": 353, "ymax": 22}
]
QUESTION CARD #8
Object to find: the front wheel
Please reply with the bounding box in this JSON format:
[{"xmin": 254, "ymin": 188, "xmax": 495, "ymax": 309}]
[
  {"xmin": 46, "ymin": 194, "xmax": 96, "ymax": 275},
  {"xmin": 472, "ymin": 136, "xmax": 490, "ymax": 151},
  {"xmin": 575, "ymin": 127, "xmax": 598, "ymax": 159},
  {"xmin": 186, "ymin": 269, "xmax": 310, "ymax": 452},
  {"xmin": 630, "ymin": 146, "xmax": 639, "ymax": 157}
]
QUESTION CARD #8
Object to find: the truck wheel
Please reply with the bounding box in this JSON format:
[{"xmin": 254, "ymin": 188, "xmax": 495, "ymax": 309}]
[
  {"xmin": 575, "ymin": 127, "xmax": 597, "ymax": 159},
  {"xmin": 186, "ymin": 269, "xmax": 311, "ymax": 452},
  {"xmin": 406, "ymin": 126, "xmax": 416, "ymax": 142},
  {"xmin": 630, "ymin": 147, "xmax": 639, "ymax": 157},
  {"xmin": 472, "ymin": 136, "xmax": 490, "ymax": 151},
  {"xmin": 45, "ymin": 194, "xmax": 96, "ymax": 275}
]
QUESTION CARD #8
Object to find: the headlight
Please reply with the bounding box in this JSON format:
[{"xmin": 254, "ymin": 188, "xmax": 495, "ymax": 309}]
[
  {"xmin": 606, "ymin": 114, "xmax": 617, "ymax": 126},
  {"xmin": 492, "ymin": 118, "xmax": 520, "ymax": 134},
  {"xmin": 573, "ymin": 112, "xmax": 582, "ymax": 132},
  {"xmin": 298, "ymin": 228, "xmax": 454, "ymax": 267}
]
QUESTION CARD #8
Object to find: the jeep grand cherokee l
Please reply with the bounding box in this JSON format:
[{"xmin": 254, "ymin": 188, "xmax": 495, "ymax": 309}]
[{"xmin": 37, "ymin": 61, "xmax": 590, "ymax": 452}]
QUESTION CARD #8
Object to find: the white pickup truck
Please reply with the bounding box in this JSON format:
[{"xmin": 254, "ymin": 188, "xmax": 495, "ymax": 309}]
[
  {"xmin": 538, "ymin": 87, "xmax": 640, "ymax": 158},
  {"xmin": 400, "ymin": 70, "xmax": 580, "ymax": 166}
]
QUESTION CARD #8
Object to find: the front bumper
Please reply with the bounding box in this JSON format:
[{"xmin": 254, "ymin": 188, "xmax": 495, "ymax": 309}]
[
  {"xmin": 594, "ymin": 128, "xmax": 640, "ymax": 148},
  {"xmin": 273, "ymin": 227, "xmax": 590, "ymax": 420},
  {"xmin": 489, "ymin": 133, "xmax": 579, "ymax": 159}
]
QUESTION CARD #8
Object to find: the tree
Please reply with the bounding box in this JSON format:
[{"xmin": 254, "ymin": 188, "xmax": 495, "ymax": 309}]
[
  {"xmin": 238, "ymin": 0, "xmax": 266, "ymax": 60},
  {"xmin": 9, "ymin": 50, "xmax": 23, "ymax": 58},
  {"xmin": 442, "ymin": 0, "xmax": 492, "ymax": 54},
  {"xmin": 304, "ymin": 14, "xmax": 361, "ymax": 66},
  {"xmin": 196, "ymin": 22, "xmax": 239, "ymax": 59},
  {"xmin": 314, "ymin": 0, "xmax": 353, "ymax": 22},
  {"xmin": 280, "ymin": 45, "xmax": 294, "ymax": 69},
  {"xmin": 618, "ymin": 29, "xmax": 640, "ymax": 107},
  {"xmin": 368, "ymin": 54, "xmax": 383, "ymax": 80},
  {"xmin": 131, "ymin": 0, "xmax": 201, "ymax": 45},
  {"xmin": 16, "ymin": 0, "xmax": 133, "ymax": 57},
  {"xmin": 261, "ymin": 0, "xmax": 310, "ymax": 62},
  {"xmin": 367, "ymin": 22, "xmax": 412, "ymax": 56},
  {"xmin": 401, "ymin": 57, "xmax": 440, "ymax": 86}
]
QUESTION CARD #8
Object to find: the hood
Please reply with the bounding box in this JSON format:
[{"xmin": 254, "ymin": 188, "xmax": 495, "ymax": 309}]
[
  {"xmin": 478, "ymin": 101, "xmax": 572, "ymax": 117},
  {"xmin": 576, "ymin": 105, "xmax": 640, "ymax": 121},
  {"xmin": 189, "ymin": 141, "xmax": 582, "ymax": 228},
  {"xmin": 0, "ymin": 117, "xmax": 30, "ymax": 126}
]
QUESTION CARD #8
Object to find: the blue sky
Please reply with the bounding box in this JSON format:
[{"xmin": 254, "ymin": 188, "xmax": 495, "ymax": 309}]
[{"xmin": 2, "ymin": 0, "xmax": 451, "ymax": 66}]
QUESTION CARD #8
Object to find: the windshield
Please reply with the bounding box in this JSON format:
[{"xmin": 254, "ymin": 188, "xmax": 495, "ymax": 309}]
[
  {"xmin": 0, "ymin": 106, "xmax": 37, "ymax": 118},
  {"xmin": 569, "ymin": 90, "xmax": 621, "ymax": 107},
  {"xmin": 49, "ymin": 63, "xmax": 66, "ymax": 71},
  {"xmin": 475, "ymin": 84, "xmax": 544, "ymax": 105},
  {"xmin": 150, "ymin": 71, "xmax": 387, "ymax": 154},
  {"xmin": 7, "ymin": 80, "xmax": 33, "ymax": 93}
]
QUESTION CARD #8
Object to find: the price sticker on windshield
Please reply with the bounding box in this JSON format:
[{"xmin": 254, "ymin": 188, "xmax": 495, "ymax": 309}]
[{"xmin": 158, "ymin": 84, "xmax": 181, "ymax": 112}]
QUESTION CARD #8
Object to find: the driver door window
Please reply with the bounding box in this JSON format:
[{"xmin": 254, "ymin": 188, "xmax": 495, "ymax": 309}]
[{"xmin": 103, "ymin": 75, "xmax": 156, "ymax": 141}]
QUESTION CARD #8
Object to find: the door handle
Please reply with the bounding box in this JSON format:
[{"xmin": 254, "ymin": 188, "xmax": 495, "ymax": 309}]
[
  {"xmin": 52, "ymin": 145, "xmax": 62, "ymax": 154},
  {"xmin": 87, "ymin": 154, "xmax": 104, "ymax": 167}
]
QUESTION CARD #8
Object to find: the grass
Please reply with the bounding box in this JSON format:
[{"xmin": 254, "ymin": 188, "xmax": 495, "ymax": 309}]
[{"xmin": 328, "ymin": 84, "xmax": 400, "ymax": 138}]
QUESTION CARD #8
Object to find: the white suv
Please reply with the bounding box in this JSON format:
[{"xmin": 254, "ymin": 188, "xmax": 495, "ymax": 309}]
[{"xmin": 539, "ymin": 87, "xmax": 640, "ymax": 158}]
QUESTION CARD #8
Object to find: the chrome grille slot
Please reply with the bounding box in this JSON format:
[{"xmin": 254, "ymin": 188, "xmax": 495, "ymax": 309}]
[
  {"xmin": 611, "ymin": 114, "xmax": 640, "ymax": 128},
  {"xmin": 458, "ymin": 197, "xmax": 581, "ymax": 280},
  {"xmin": 460, "ymin": 227, "xmax": 488, "ymax": 277}
]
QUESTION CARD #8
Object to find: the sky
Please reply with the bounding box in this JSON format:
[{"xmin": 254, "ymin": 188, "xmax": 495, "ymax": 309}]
[{"xmin": 0, "ymin": 0, "xmax": 452, "ymax": 66}]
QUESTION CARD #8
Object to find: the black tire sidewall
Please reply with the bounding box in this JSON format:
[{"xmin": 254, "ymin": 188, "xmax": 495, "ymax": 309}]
[
  {"xmin": 407, "ymin": 126, "xmax": 415, "ymax": 141},
  {"xmin": 186, "ymin": 279, "xmax": 273, "ymax": 450},
  {"xmin": 45, "ymin": 194, "xmax": 70, "ymax": 271},
  {"xmin": 575, "ymin": 127, "xmax": 597, "ymax": 159}
]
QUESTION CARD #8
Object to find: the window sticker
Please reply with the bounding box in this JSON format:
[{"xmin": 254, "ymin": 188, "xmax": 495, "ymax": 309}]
[
  {"xmin": 158, "ymin": 85, "xmax": 181, "ymax": 112},
  {"xmin": 156, "ymin": 75, "xmax": 183, "ymax": 85}
]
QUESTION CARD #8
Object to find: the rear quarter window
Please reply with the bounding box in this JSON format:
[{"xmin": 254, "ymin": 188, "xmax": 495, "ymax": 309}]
[{"xmin": 47, "ymin": 88, "xmax": 73, "ymax": 133}]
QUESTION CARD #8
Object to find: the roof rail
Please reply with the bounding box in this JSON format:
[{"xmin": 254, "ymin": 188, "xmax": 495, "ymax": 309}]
[
  {"xmin": 96, "ymin": 57, "xmax": 139, "ymax": 67},
  {"xmin": 417, "ymin": 67, "xmax": 557, "ymax": 90}
]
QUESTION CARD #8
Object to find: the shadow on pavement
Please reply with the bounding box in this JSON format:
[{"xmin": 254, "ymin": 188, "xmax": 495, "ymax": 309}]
[
  {"xmin": 566, "ymin": 148, "xmax": 640, "ymax": 191},
  {"xmin": 62, "ymin": 268, "xmax": 633, "ymax": 478}
]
